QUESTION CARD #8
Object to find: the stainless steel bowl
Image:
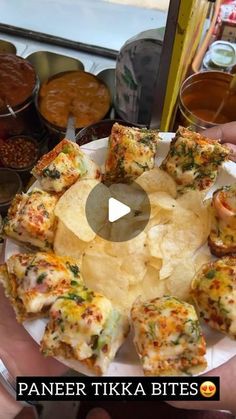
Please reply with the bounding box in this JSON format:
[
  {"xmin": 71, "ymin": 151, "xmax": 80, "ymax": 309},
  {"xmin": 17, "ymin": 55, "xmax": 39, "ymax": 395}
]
[
  {"xmin": 0, "ymin": 168, "xmax": 22, "ymax": 215},
  {"xmin": 0, "ymin": 79, "xmax": 43, "ymax": 139},
  {"xmin": 0, "ymin": 39, "xmax": 16, "ymax": 54},
  {"xmin": 0, "ymin": 54, "xmax": 43, "ymax": 139},
  {"xmin": 26, "ymin": 50, "xmax": 84, "ymax": 83},
  {"xmin": 36, "ymin": 69, "xmax": 112, "ymax": 148}
]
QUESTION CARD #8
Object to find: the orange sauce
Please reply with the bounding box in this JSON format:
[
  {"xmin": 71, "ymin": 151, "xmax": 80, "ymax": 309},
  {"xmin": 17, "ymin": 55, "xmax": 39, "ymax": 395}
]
[
  {"xmin": 191, "ymin": 109, "xmax": 229, "ymax": 124},
  {"xmin": 38, "ymin": 71, "xmax": 111, "ymax": 129},
  {"xmin": 182, "ymin": 79, "xmax": 236, "ymax": 125}
]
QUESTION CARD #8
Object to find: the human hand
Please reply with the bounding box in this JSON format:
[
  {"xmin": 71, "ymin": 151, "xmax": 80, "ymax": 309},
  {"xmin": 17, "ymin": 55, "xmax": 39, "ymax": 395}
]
[
  {"xmin": 168, "ymin": 356, "xmax": 236, "ymax": 415},
  {"xmin": 0, "ymin": 284, "xmax": 68, "ymax": 418},
  {"xmin": 204, "ymin": 121, "xmax": 236, "ymax": 161}
]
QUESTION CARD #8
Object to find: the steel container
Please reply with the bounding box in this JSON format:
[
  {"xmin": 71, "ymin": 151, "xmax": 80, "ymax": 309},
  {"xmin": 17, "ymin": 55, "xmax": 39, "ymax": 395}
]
[{"xmin": 178, "ymin": 71, "xmax": 236, "ymax": 131}]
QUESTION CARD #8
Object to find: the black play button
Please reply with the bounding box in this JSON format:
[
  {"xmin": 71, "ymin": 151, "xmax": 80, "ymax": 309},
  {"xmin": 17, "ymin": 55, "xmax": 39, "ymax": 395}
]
[{"xmin": 85, "ymin": 181, "xmax": 151, "ymax": 242}]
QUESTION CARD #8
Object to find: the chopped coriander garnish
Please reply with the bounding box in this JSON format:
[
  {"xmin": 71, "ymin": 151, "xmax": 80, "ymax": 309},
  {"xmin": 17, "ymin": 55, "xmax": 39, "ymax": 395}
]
[
  {"xmin": 59, "ymin": 293, "xmax": 84, "ymax": 304},
  {"xmin": 148, "ymin": 321, "xmax": 156, "ymax": 340},
  {"xmin": 218, "ymin": 297, "xmax": 230, "ymax": 314},
  {"xmin": 71, "ymin": 280, "xmax": 79, "ymax": 286},
  {"xmin": 139, "ymin": 136, "xmax": 152, "ymax": 145},
  {"xmin": 205, "ymin": 270, "xmax": 216, "ymax": 279},
  {"xmin": 184, "ymin": 319, "xmax": 200, "ymax": 341},
  {"xmin": 134, "ymin": 161, "xmax": 149, "ymax": 170},
  {"xmin": 36, "ymin": 272, "xmax": 47, "ymax": 284},
  {"xmin": 62, "ymin": 145, "xmax": 71, "ymax": 154},
  {"xmin": 43, "ymin": 168, "xmax": 61, "ymax": 179},
  {"xmin": 171, "ymin": 337, "xmax": 181, "ymax": 345},
  {"xmin": 66, "ymin": 262, "xmax": 80, "ymax": 277}
]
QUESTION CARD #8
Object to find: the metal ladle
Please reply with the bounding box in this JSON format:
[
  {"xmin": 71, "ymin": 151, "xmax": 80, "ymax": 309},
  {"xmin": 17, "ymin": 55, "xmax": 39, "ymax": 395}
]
[
  {"xmin": 65, "ymin": 113, "xmax": 76, "ymax": 142},
  {"xmin": 0, "ymin": 94, "xmax": 17, "ymax": 118},
  {"xmin": 6, "ymin": 103, "xmax": 17, "ymax": 119}
]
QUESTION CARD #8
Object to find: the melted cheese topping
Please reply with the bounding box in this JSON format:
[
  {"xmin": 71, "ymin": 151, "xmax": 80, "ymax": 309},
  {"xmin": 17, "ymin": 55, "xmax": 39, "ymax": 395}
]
[
  {"xmin": 40, "ymin": 152, "xmax": 85, "ymax": 193},
  {"xmin": 32, "ymin": 139, "xmax": 100, "ymax": 193},
  {"xmin": 105, "ymin": 123, "xmax": 159, "ymax": 182},
  {"xmin": 192, "ymin": 257, "xmax": 236, "ymax": 339},
  {"xmin": 161, "ymin": 126, "xmax": 229, "ymax": 192},
  {"xmin": 41, "ymin": 287, "xmax": 129, "ymax": 375},
  {"xmin": 5, "ymin": 252, "xmax": 83, "ymax": 317},
  {"xmin": 4, "ymin": 189, "xmax": 58, "ymax": 249},
  {"xmin": 131, "ymin": 296, "xmax": 207, "ymax": 376}
]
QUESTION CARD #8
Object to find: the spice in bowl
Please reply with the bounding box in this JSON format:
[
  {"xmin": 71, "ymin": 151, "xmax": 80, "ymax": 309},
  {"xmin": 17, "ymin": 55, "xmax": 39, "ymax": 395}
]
[{"xmin": 0, "ymin": 136, "xmax": 39, "ymax": 170}]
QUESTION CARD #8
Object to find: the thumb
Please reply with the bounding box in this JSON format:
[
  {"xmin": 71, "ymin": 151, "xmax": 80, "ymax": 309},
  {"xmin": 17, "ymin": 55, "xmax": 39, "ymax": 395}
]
[{"xmin": 224, "ymin": 142, "xmax": 236, "ymax": 162}]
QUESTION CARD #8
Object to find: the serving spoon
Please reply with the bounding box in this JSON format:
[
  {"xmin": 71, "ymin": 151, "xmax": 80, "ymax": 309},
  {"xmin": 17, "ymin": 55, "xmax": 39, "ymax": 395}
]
[
  {"xmin": 65, "ymin": 113, "xmax": 76, "ymax": 142},
  {"xmin": 0, "ymin": 94, "xmax": 17, "ymax": 118}
]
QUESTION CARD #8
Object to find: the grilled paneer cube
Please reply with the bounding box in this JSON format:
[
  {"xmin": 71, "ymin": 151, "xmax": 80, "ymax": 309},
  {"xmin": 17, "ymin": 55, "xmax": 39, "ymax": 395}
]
[
  {"xmin": 41, "ymin": 286, "xmax": 130, "ymax": 375},
  {"xmin": 0, "ymin": 252, "xmax": 83, "ymax": 322},
  {"xmin": 32, "ymin": 139, "xmax": 101, "ymax": 193},
  {"xmin": 104, "ymin": 123, "xmax": 160, "ymax": 183},
  {"xmin": 191, "ymin": 257, "xmax": 236, "ymax": 339},
  {"xmin": 3, "ymin": 188, "xmax": 58, "ymax": 250},
  {"xmin": 161, "ymin": 126, "xmax": 229, "ymax": 193},
  {"xmin": 208, "ymin": 184, "xmax": 236, "ymax": 257},
  {"xmin": 131, "ymin": 296, "xmax": 207, "ymax": 376}
]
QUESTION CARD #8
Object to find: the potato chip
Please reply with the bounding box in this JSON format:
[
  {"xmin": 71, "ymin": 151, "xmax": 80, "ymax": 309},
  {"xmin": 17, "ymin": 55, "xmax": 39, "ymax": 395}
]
[
  {"xmin": 109, "ymin": 218, "xmax": 145, "ymax": 243},
  {"xmin": 147, "ymin": 256, "xmax": 163, "ymax": 271},
  {"xmin": 125, "ymin": 283, "xmax": 144, "ymax": 311},
  {"xmin": 54, "ymin": 220, "xmax": 88, "ymax": 261},
  {"xmin": 109, "ymin": 183, "xmax": 145, "ymax": 210},
  {"xmin": 166, "ymin": 259, "xmax": 196, "ymax": 301},
  {"xmin": 177, "ymin": 190, "xmax": 211, "ymax": 241},
  {"xmin": 81, "ymin": 237, "xmax": 129, "ymax": 306},
  {"xmin": 149, "ymin": 191, "xmax": 177, "ymax": 211},
  {"xmin": 121, "ymin": 254, "xmax": 147, "ymax": 285},
  {"xmin": 141, "ymin": 266, "xmax": 167, "ymax": 300},
  {"xmin": 119, "ymin": 267, "xmax": 167, "ymax": 312},
  {"xmin": 104, "ymin": 231, "xmax": 147, "ymax": 257},
  {"xmin": 159, "ymin": 260, "xmax": 174, "ymax": 280},
  {"xmin": 167, "ymin": 205, "xmax": 206, "ymax": 252},
  {"xmin": 193, "ymin": 245, "xmax": 212, "ymax": 272},
  {"xmin": 55, "ymin": 179, "xmax": 110, "ymax": 242},
  {"xmin": 147, "ymin": 225, "xmax": 167, "ymax": 259},
  {"xmin": 135, "ymin": 167, "xmax": 177, "ymax": 197},
  {"xmin": 146, "ymin": 191, "xmax": 176, "ymax": 228}
]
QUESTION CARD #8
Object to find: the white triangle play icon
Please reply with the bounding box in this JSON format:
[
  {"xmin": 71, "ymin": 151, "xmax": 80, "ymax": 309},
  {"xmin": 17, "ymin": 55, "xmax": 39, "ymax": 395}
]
[{"xmin": 108, "ymin": 197, "xmax": 131, "ymax": 223}]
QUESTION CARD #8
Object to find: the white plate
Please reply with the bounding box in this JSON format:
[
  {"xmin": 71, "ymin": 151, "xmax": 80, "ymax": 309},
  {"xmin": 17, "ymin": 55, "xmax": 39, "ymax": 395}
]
[{"xmin": 4, "ymin": 133, "xmax": 236, "ymax": 376}]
